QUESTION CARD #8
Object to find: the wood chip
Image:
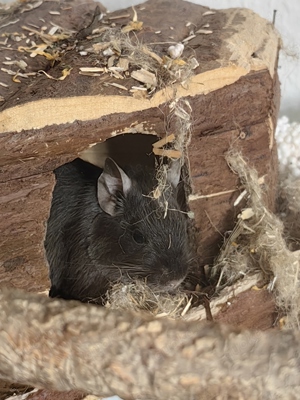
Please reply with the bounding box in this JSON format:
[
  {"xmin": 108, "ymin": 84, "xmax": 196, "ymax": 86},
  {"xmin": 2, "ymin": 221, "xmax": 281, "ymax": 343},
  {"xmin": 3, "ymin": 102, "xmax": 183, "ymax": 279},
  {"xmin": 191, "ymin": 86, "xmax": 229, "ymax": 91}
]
[
  {"xmin": 182, "ymin": 34, "xmax": 196, "ymax": 43},
  {"xmin": 117, "ymin": 58, "xmax": 129, "ymax": 71},
  {"xmin": 121, "ymin": 20, "xmax": 143, "ymax": 33},
  {"xmin": 2, "ymin": 60, "xmax": 28, "ymax": 71},
  {"xmin": 49, "ymin": 11, "xmax": 60, "ymax": 15},
  {"xmin": 189, "ymin": 57, "xmax": 199, "ymax": 70},
  {"xmin": 79, "ymin": 72, "xmax": 101, "ymax": 76},
  {"xmin": 1, "ymin": 68, "xmax": 17, "ymax": 76},
  {"xmin": 21, "ymin": 0, "xmax": 43, "ymax": 12},
  {"xmin": 196, "ymin": 29, "xmax": 213, "ymax": 34},
  {"xmin": 202, "ymin": 10, "xmax": 216, "ymax": 16},
  {"xmin": 108, "ymin": 13, "xmax": 130, "ymax": 20},
  {"xmin": 0, "ymin": 82, "xmax": 9, "ymax": 87},
  {"xmin": 92, "ymin": 42, "xmax": 111, "ymax": 53},
  {"xmin": 103, "ymin": 48, "xmax": 114, "ymax": 56},
  {"xmin": 48, "ymin": 26, "xmax": 59, "ymax": 35},
  {"xmin": 39, "ymin": 67, "xmax": 72, "ymax": 81},
  {"xmin": 131, "ymin": 68, "xmax": 157, "ymax": 87},
  {"xmin": 0, "ymin": 19, "xmax": 19, "ymax": 29},
  {"xmin": 108, "ymin": 68, "xmax": 124, "ymax": 79},
  {"xmin": 239, "ymin": 208, "xmax": 255, "ymax": 220},
  {"xmin": 130, "ymin": 86, "xmax": 147, "ymax": 91},
  {"xmin": 105, "ymin": 82, "xmax": 128, "ymax": 91},
  {"xmin": 12, "ymin": 74, "xmax": 21, "ymax": 83},
  {"xmin": 0, "ymin": 96, "xmax": 5, "ymax": 102},
  {"xmin": 153, "ymin": 134, "xmax": 175, "ymax": 148},
  {"xmin": 79, "ymin": 67, "xmax": 106, "ymax": 73},
  {"xmin": 107, "ymin": 55, "xmax": 116, "ymax": 68},
  {"xmin": 153, "ymin": 148, "xmax": 182, "ymax": 158},
  {"xmin": 27, "ymin": 22, "xmax": 40, "ymax": 29},
  {"xmin": 141, "ymin": 46, "xmax": 163, "ymax": 64}
]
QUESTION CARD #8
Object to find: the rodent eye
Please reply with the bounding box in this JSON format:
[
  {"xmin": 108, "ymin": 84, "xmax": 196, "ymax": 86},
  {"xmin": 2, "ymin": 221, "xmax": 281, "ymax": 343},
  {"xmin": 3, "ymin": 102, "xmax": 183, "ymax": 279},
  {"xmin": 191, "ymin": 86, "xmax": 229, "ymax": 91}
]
[{"xmin": 132, "ymin": 230, "xmax": 145, "ymax": 244}]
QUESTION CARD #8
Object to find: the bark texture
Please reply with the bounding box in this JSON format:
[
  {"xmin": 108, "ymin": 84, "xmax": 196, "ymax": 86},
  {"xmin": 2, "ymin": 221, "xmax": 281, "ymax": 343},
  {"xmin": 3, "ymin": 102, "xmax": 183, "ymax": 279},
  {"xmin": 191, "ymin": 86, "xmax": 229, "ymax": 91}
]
[
  {"xmin": 0, "ymin": 0, "xmax": 281, "ymax": 292},
  {"xmin": 0, "ymin": 288, "xmax": 299, "ymax": 400}
]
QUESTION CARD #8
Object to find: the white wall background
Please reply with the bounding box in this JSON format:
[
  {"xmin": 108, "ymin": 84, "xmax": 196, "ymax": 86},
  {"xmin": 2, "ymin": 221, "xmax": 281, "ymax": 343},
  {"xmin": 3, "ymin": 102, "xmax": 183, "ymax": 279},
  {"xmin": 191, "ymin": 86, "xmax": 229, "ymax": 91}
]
[{"xmin": 100, "ymin": 0, "xmax": 300, "ymax": 122}]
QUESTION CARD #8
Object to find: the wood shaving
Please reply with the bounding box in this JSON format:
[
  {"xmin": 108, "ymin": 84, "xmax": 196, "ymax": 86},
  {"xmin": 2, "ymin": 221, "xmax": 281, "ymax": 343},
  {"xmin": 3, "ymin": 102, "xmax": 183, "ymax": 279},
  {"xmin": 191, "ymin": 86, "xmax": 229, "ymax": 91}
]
[
  {"xmin": 92, "ymin": 42, "xmax": 111, "ymax": 53},
  {"xmin": 239, "ymin": 208, "xmax": 255, "ymax": 220},
  {"xmin": 105, "ymin": 82, "xmax": 128, "ymax": 91},
  {"xmin": 22, "ymin": 25, "xmax": 70, "ymax": 43},
  {"xmin": 103, "ymin": 47, "xmax": 114, "ymax": 56},
  {"xmin": 79, "ymin": 67, "xmax": 106, "ymax": 73},
  {"xmin": 79, "ymin": 72, "xmax": 101, "ymax": 76},
  {"xmin": 131, "ymin": 68, "xmax": 157, "ymax": 87},
  {"xmin": 196, "ymin": 29, "xmax": 213, "ymax": 34},
  {"xmin": 1, "ymin": 67, "xmax": 17, "ymax": 75},
  {"xmin": 21, "ymin": 0, "xmax": 43, "ymax": 13},
  {"xmin": 108, "ymin": 14, "xmax": 130, "ymax": 20},
  {"xmin": 122, "ymin": 21, "xmax": 143, "ymax": 33},
  {"xmin": 49, "ymin": 11, "xmax": 60, "ymax": 15},
  {"xmin": 132, "ymin": 6, "xmax": 138, "ymax": 22},
  {"xmin": 0, "ymin": 19, "xmax": 20, "ymax": 29},
  {"xmin": 38, "ymin": 67, "xmax": 72, "ymax": 81},
  {"xmin": 153, "ymin": 148, "xmax": 181, "ymax": 158},
  {"xmin": 141, "ymin": 46, "xmax": 163, "ymax": 64},
  {"xmin": 130, "ymin": 86, "xmax": 147, "ymax": 91},
  {"xmin": 182, "ymin": 34, "xmax": 196, "ymax": 43},
  {"xmin": 153, "ymin": 134, "xmax": 175, "ymax": 148},
  {"xmin": 117, "ymin": 58, "xmax": 129, "ymax": 71},
  {"xmin": 189, "ymin": 57, "xmax": 199, "ymax": 70},
  {"xmin": 202, "ymin": 10, "xmax": 216, "ymax": 16},
  {"xmin": 12, "ymin": 74, "xmax": 21, "ymax": 83},
  {"xmin": 2, "ymin": 60, "xmax": 28, "ymax": 71},
  {"xmin": 108, "ymin": 68, "xmax": 124, "ymax": 79},
  {"xmin": 48, "ymin": 26, "xmax": 59, "ymax": 35},
  {"xmin": 107, "ymin": 55, "xmax": 116, "ymax": 67}
]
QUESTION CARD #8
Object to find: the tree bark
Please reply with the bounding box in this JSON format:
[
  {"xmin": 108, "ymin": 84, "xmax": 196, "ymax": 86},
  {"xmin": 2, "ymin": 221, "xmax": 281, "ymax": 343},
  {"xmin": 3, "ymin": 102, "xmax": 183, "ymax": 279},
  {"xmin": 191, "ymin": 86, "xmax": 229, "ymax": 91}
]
[
  {"xmin": 0, "ymin": 288, "xmax": 299, "ymax": 400},
  {"xmin": 0, "ymin": 0, "xmax": 281, "ymax": 293}
]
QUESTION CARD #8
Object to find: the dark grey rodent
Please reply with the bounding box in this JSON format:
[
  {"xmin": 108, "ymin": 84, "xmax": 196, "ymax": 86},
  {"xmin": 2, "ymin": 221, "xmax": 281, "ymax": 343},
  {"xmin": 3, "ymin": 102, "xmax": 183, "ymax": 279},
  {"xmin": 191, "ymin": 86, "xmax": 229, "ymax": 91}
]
[{"xmin": 44, "ymin": 157, "xmax": 191, "ymax": 304}]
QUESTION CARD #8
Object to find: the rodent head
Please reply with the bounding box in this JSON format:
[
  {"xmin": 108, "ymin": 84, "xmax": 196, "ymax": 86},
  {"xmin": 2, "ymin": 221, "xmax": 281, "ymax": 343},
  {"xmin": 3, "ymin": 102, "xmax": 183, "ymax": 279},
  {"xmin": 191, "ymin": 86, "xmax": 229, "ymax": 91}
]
[{"xmin": 88, "ymin": 158, "xmax": 191, "ymax": 292}]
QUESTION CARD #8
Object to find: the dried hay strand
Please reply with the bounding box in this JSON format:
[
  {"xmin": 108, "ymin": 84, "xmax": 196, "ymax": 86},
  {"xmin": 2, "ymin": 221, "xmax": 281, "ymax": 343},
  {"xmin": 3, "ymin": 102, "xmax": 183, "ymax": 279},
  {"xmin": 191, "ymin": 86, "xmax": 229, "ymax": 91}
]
[
  {"xmin": 105, "ymin": 149, "xmax": 300, "ymax": 328},
  {"xmin": 106, "ymin": 281, "xmax": 190, "ymax": 319},
  {"xmin": 213, "ymin": 149, "xmax": 300, "ymax": 329}
]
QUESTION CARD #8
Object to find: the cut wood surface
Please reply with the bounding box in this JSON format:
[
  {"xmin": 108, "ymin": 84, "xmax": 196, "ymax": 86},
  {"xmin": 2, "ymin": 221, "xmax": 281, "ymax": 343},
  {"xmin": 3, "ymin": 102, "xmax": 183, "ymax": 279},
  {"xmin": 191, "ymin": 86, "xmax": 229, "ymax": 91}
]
[
  {"xmin": 0, "ymin": 0, "xmax": 280, "ymax": 292},
  {"xmin": 0, "ymin": 288, "xmax": 299, "ymax": 400}
]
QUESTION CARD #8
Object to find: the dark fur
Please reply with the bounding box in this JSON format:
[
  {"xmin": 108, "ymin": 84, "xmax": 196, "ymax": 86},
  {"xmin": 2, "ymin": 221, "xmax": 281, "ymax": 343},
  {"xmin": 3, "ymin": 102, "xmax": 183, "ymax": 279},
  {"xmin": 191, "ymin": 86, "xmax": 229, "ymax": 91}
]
[{"xmin": 44, "ymin": 158, "xmax": 191, "ymax": 304}]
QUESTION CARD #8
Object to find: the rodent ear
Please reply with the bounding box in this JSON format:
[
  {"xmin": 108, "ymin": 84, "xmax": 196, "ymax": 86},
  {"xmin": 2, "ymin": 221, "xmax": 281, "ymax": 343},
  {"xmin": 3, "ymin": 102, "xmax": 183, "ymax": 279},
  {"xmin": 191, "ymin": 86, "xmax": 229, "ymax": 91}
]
[
  {"xmin": 167, "ymin": 159, "xmax": 182, "ymax": 188},
  {"xmin": 97, "ymin": 158, "xmax": 132, "ymax": 216}
]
